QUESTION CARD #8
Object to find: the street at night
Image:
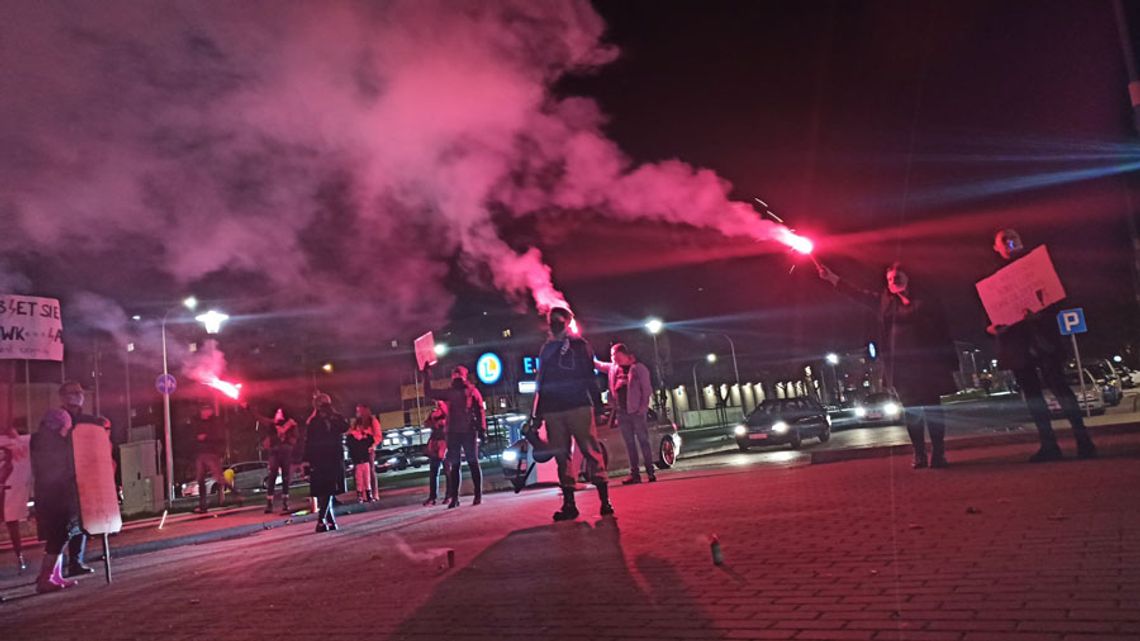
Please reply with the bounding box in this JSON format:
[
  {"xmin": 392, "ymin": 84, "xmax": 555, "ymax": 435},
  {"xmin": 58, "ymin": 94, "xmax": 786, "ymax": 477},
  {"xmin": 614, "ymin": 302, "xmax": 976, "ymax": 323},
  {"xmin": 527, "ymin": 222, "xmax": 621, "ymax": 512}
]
[{"xmin": 5, "ymin": 0, "xmax": 1140, "ymax": 639}]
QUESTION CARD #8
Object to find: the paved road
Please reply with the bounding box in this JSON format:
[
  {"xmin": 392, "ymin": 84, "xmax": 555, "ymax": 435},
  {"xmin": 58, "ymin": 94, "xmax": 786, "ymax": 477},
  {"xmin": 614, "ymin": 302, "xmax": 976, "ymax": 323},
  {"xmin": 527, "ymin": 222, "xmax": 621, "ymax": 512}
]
[{"xmin": 4, "ymin": 430, "xmax": 1140, "ymax": 641}]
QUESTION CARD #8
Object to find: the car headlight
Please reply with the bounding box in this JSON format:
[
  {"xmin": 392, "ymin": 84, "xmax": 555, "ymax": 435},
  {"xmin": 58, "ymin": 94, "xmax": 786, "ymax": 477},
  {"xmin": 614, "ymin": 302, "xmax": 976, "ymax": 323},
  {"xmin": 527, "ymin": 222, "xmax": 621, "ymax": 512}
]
[
  {"xmin": 733, "ymin": 424, "xmax": 747, "ymax": 436},
  {"xmin": 501, "ymin": 450, "xmax": 518, "ymax": 462},
  {"xmin": 772, "ymin": 421, "xmax": 789, "ymax": 434},
  {"xmin": 854, "ymin": 406, "xmax": 867, "ymax": 418},
  {"xmin": 883, "ymin": 402, "xmax": 900, "ymax": 417}
]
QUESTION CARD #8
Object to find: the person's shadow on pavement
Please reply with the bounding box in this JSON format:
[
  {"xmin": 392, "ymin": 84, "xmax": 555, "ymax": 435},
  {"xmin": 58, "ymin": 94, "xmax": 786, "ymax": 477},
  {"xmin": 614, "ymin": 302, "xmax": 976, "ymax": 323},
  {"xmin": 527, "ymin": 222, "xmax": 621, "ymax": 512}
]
[{"xmin": 389, "ymin": 519, "xmax": 725, "ymax": 640}]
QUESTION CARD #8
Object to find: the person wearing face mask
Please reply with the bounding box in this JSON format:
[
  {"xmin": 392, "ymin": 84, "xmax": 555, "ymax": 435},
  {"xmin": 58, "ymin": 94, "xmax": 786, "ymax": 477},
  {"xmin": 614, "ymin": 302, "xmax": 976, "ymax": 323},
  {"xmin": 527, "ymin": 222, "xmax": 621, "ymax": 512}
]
[
  {"xmin": 533, "ymin": 307, "xmax": 613, "ymax": 521},
  {"xmin": 422, "ymin": 364, "xmax": 485, "ymax": 508},
  {"xmin": 595, "ymin": 344, "xmax": 656, "ymax": 484},
  {"xmin": 818, "ymin": 262, "xmax": 956, "ymax": 469},
  {"xmin": 304, "ymin": 393, "xmax": 349, "ymax": 532},
  {"xmin": 987, "ymin": 229, "xmax": 1096, "ymax": 462},
  {"xmin": 29, "ymin": 409, "xmax": 81, "ymax": 592},
  {"xmin": 52, "ymin": 381, "xmax": 110, "ymax": 576}
]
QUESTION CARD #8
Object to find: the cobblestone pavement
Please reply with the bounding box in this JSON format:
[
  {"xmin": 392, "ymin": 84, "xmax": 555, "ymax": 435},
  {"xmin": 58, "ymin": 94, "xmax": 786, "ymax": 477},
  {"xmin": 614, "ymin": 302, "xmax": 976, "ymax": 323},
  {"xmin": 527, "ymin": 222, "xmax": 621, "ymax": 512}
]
[{"xmin": 3, "ymin": 433, "xmax": 1138, "ymax": 641}]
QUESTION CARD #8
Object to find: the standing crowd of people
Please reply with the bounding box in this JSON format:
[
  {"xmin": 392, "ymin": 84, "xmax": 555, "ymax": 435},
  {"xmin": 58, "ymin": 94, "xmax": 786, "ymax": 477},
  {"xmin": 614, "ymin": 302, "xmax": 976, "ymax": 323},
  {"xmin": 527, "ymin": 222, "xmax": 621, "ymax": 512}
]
[{"xmin": 0, "ymin": 228, "xmax": 1113, "ymax": 588}]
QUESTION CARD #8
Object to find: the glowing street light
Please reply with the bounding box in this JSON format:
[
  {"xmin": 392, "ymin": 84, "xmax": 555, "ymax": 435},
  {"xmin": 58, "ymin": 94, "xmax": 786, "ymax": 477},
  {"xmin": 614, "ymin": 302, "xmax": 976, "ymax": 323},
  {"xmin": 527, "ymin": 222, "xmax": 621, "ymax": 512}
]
[
  {"xmin": 182, "ymin": 296, "xmax": 199, "ymax": 311},
  {"xmin": 195, "ymin": 309, "xmax": 229, "ymax": 335},
  {"xmin": 645, "ymin": 318, "xmax": 664, "ymax": 335},
  {"xmin": 644, "ymin": 318, "xmax": 668, "ymax": 420},
  {"xmin": 322, "ymin": 362, "xmax": 334, "ymax": 373},
  {"xmin": 706, "ymin": 353, "xmax": 718, "ymax": 364},
  {"xmin": 826, "ymin": 353, "xmax": 839, "ymax": 365},
  {"xmin": 434, "ymin": 343, "xmax": 449, "ymax": 357}
]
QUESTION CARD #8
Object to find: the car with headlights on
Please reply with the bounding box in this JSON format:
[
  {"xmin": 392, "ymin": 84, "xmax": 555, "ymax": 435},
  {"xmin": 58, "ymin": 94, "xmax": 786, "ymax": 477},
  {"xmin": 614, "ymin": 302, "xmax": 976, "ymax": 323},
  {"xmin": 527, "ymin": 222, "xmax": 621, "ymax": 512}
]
[
  {"xmin": 733, "ymin": 397, "xmax": 831, "ymax": 451},
  {"xmin": 853, "ymin": 392, "xmax": 902, "ymax": 425}
]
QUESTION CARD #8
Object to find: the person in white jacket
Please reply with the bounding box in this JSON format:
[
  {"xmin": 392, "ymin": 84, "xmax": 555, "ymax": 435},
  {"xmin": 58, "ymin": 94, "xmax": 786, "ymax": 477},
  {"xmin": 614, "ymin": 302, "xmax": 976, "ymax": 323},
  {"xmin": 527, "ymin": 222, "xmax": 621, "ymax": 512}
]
[{"xmin": 596, "ymin": 344, "xmax": 656, "ymax": 484}]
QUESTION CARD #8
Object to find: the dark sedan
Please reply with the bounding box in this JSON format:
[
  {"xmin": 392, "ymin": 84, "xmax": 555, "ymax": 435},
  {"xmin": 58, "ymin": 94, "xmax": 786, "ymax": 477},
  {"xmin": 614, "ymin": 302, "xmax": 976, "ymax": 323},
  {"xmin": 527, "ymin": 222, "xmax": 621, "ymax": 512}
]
[{"xmin": 733, "ymin": 397, "xmax": 831, "ymax": 451}]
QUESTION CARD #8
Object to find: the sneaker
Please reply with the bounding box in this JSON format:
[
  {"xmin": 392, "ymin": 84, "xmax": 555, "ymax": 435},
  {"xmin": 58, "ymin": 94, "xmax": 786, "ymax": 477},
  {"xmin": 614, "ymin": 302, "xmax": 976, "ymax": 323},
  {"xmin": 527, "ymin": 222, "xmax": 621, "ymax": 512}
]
[
  {"xmin": 552, "ymin": 505, "xmax": 579, "ymax": 522},
  {"xmin": 1029, "ymin": 446, "xmax": 1063, "ymax": 463},
  {"xmin": 66, "ymin": 564, "xmax": 95, "ymax": 577}
]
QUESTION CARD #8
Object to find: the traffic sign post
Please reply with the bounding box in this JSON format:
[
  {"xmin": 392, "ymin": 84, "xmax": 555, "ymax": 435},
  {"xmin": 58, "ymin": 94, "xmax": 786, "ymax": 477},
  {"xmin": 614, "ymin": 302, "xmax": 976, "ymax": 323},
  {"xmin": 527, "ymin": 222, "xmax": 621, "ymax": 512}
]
[
  {"xmin": 155, "ymin": 373, "xmax": 177, "ymax": 395},
  {"xmin": 1057, "ymin": 308, "xmax": 1090, "ymax": 417}
]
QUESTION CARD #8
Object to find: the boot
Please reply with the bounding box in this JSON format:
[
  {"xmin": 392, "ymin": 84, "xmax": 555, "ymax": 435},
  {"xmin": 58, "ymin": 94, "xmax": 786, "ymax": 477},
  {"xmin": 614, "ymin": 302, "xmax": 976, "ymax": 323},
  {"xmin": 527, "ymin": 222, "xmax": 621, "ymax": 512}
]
[
  {"xmin": 472, "ymin": 491, "xmax": 482, "ymax": 506},
  {"xmin": 597, "ymin": 482, "xmax": 615, "ymax": 517},
  {"xmin": 1029, "ymin": 441, "xmax": 1063, "ymax": 463},
  {"xmin": 552, "ymin": 488, "xmax": 579, "ymax": 522},
  {"xmin": 447, "ymin": 497, "xmax": 460, "ymax": 509},
  {"xmin": 264, "ymin": 498, "xmax": 274, "ymax": 514},
  {"xmin": 1075, "ymin": 433, "xmax": 1098, "ymax": 459},
  {"xmin": 36, "ymin": 555, "xmax": 76, "ymax": 593},
  {"xmin": 646, "ymin": 463, "xmax": 657, "ymax": 482}
]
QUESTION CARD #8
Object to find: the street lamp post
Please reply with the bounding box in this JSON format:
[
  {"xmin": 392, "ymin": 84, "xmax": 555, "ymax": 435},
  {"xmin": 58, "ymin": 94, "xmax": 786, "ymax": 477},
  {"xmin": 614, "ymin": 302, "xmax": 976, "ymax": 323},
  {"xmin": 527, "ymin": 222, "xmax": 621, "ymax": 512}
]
[
  {"xmin": 644, "ymin": 318, "xmax": 667, "ymax": 417},
  {"xmin": 825, "ymin": 353, "xmax": 841, "ymax": 404}
]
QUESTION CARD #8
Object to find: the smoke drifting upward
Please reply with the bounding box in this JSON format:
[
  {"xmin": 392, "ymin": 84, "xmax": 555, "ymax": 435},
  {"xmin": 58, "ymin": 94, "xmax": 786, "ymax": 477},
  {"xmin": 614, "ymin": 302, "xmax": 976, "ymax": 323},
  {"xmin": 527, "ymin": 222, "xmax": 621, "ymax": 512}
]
[{"xmin": 1, "ymin": 0, "xmax": 798, "ymax": 335}]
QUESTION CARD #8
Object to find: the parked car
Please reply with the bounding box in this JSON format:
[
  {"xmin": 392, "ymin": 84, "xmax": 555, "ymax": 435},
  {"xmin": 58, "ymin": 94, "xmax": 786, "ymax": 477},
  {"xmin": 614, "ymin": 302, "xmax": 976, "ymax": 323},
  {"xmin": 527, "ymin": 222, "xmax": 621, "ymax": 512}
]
[
  {"xmin": 180, "ymin": 460, "xmax": 302, "ymax": 497},
  {"xmin": 1091, "ymin": 361, "xmax": 1124, "ymax": 406},
  {"xmin": 500, "ymin": 408, "xmax": 682, "ymax": 492},
  {"xmin": 733, "ymin": 397, "xmax": 831, "ymax": 451},
  {"xmin": 1044, "ymin": 368, "xmax": 1106, "ymax": 415},
  {"xmin": 373, "ymin": 448, "xmax": 410, "ymax": 474},
  {"xmin": 853, "ymin": 392, "xmax": 902, "ymax": 425}
]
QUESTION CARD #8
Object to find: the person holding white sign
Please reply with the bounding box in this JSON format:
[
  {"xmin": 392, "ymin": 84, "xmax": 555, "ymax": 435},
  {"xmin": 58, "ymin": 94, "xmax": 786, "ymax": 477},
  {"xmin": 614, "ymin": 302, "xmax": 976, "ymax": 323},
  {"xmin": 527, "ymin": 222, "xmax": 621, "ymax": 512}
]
[{"xmin": 986, "ymin": 229, "xmax": 1096, "ymax": 462}]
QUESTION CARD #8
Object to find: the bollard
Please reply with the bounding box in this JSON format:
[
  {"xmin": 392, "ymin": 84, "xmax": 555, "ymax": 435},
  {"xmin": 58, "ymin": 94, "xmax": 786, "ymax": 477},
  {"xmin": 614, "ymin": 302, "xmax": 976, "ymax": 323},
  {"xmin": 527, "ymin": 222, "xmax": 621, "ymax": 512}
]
[{"xmin": 709, "ymin": 534, "xmax": 723, "ymax": 566}]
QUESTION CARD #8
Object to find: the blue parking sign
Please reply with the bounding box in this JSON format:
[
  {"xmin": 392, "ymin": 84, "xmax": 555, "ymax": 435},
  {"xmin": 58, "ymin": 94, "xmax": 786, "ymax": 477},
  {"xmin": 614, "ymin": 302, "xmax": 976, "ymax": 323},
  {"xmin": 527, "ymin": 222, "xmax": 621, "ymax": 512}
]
[{"xmin": 1057, "ymin": 308, "xmax": 1087, "ymax": 336}]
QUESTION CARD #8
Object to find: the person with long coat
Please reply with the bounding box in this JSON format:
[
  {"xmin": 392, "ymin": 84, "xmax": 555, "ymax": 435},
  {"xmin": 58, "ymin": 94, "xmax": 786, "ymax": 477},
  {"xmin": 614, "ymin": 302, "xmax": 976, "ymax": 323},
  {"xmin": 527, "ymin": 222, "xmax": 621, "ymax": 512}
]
[
  {"xmin": 819, "ymin": 261, "xmax": 957, "ymax": 468},
  {"xmin": 30, "ymin": 409, "xmax": 81, "ymax": 592},
  {"xmin": 304, "ymin": 393, "xmax": 349, "ymax": 532}
]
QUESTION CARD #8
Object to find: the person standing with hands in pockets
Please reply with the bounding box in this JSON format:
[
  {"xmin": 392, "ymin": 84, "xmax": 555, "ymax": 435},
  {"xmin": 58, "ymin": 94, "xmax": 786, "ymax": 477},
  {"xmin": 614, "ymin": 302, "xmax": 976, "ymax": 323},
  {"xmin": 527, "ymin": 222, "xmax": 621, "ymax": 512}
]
[{"xmin": 422, "ymin": 364, "xmax": 485, "ymax": 509}]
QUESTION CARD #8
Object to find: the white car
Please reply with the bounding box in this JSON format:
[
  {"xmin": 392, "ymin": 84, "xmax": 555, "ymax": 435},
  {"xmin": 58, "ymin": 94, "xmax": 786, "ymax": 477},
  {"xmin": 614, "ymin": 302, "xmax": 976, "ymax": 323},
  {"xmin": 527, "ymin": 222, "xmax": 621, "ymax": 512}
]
[
  {"xmin": 1043, "ymin": 369, "xmax": 1105, "ymax": 415},
  {"xmin": 181, "ymin": 460, "xmax": 306, "ymax": 497}
]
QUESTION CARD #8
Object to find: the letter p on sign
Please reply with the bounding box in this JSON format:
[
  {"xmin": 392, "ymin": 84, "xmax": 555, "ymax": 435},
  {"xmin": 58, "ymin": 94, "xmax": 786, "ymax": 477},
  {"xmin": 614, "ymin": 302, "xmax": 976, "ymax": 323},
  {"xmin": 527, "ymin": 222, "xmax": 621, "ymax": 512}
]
[{"xmin": 1057, "ymin": 308, "xmax": 1087, "ymax": 336}]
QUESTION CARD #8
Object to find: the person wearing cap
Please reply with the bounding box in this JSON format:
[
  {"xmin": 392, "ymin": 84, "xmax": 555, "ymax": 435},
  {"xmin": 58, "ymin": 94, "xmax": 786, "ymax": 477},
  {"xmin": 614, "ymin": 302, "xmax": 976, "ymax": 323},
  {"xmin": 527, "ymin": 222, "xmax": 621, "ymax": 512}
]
[
  {"xmin": 532, "ymin": 307, "xmax": 613, "ymax": 521},
  {"xmin": 987, "ymin": 229, "xmax": 1097, "ymax": 462},
  {"xmin": 304, "ymin": 393, "xmax": 349, "ymax": 532},
  {"xmin": 422, "ymin": 364, "xmax": 485, "ymax": 508},
  {"xmin": 51, "ymin": 381, "xmax": 110, "ymax": 575},
  {"xmin": 191, "ymin": 403, "xmax": 240, "ymax": 514},
  {"xmin": 29, "ymin": 408, "xmax": 81, "ymax": 592}
]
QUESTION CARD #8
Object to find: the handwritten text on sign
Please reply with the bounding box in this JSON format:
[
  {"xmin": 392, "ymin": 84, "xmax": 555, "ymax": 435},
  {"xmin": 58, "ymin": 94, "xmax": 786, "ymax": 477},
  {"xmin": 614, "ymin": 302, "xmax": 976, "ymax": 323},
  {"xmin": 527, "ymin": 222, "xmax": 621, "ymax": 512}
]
[
  {"xmin": 0, "ymin": 295, "xmax": 63, "ymax": 361},
  {"xmin": 975, "ymin": 246, "xmax": 1066, "ymax": 329}
]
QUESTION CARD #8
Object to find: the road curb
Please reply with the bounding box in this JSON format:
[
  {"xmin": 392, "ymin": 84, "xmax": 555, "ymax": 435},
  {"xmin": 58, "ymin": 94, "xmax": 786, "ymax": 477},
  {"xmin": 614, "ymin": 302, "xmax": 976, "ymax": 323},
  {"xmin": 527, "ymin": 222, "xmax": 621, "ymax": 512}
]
[{"xmin": 809, "ymin": 420, "xmax": 1140, "ymax": 465}]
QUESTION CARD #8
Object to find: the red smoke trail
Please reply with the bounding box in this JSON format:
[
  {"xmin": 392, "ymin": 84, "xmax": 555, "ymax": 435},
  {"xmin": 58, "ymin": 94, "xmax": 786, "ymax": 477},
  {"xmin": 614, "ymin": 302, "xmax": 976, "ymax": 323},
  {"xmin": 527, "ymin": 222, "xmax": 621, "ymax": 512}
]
[{"xmin": 205, "ymin": 376, "xmax": 242, "ymax": 400}]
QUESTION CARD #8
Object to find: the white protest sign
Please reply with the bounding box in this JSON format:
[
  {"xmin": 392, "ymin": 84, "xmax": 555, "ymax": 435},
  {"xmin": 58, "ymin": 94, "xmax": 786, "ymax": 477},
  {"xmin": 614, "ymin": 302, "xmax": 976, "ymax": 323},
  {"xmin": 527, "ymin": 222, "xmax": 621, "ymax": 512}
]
[
  {"xmin": 72, "ymin": 423, "xmax": 122, "ymax": 535},
  {"xmin": 414, "ymin": 331, "xmax": 438, "ymax": 370},
  {"xmin": 0, "ymin": 295, "xmax": 64, "ymax": 361},
  {"xmin": 975, "ymin": 246, "xmax": 1066, "ymax": 328}
]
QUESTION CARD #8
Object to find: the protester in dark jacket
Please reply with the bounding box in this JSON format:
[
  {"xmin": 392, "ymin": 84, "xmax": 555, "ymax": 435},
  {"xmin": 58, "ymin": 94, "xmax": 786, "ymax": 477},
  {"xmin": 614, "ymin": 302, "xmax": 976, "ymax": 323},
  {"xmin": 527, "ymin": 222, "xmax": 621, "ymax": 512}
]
[
  {"xmin": 191, "ymin": 403, "xmax": 239, "ymax": 514},
  {"xmin": 424, "ymin": 365, "xmax": 485, "ymax": 508},
  {"xmin": 244, "ymin": 404, "xmax": 298, "ymax": 513},
  {"xmin": 422, "ymin": 404, "xmax": 449, "ymax": 506},
  {"xmin": 55, "ymin": 381, "xmax": 109, "ymax": 575},
  {"xmin": 533, "ymin": 307, "xmax": 612, "ymax": 521},
  {"xmin": 30, "ymin": 408, "xmax": 80, "ymax": 593},
  {"xmin": 304, "ymin": 393, "xmax": 349, "ymax": 532},
  {"xmin": 987, "ymin": 229, "xmax": 1096, "ymax": 462},
  {"xmin": 819, "ymin": 261, "xmax": 957, "ymax": 468}
]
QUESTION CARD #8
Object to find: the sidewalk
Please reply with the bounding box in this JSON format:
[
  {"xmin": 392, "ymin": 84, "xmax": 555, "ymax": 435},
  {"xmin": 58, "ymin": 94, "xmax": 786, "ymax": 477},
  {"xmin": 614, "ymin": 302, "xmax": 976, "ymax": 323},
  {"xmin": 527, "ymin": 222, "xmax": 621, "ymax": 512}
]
[{"xmin": 4, "ymin": 426, "xmax": 1138, "ymax": 640}]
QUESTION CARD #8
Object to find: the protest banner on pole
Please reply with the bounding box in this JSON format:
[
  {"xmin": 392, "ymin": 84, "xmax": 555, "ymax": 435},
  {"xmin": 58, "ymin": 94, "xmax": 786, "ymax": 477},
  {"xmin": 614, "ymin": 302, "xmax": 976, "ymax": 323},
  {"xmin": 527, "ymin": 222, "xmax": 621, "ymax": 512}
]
[
  {"xmin": 975, "ymin": 246, "xmax": 1066, "ymax": 328},
  {"xmin": 0, "ymin": 295, "xmax": 64, "ymax": 362}
]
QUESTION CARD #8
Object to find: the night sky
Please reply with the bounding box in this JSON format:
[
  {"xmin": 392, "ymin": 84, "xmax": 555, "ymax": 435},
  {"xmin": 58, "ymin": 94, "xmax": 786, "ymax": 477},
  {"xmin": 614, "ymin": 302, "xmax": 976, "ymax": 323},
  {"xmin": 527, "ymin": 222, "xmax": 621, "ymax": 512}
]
[{"xmin": 4, "ymin": 0, "xmax": 1139, "ymax": 411}]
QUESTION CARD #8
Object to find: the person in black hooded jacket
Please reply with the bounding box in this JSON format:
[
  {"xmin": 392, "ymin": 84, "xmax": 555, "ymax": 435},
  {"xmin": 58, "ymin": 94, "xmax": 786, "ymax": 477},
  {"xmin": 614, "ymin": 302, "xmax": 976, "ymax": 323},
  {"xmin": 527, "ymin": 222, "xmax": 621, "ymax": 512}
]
[{"xmin": 819, "ymin": 261, "xmax": 957, "ymax": 468}]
